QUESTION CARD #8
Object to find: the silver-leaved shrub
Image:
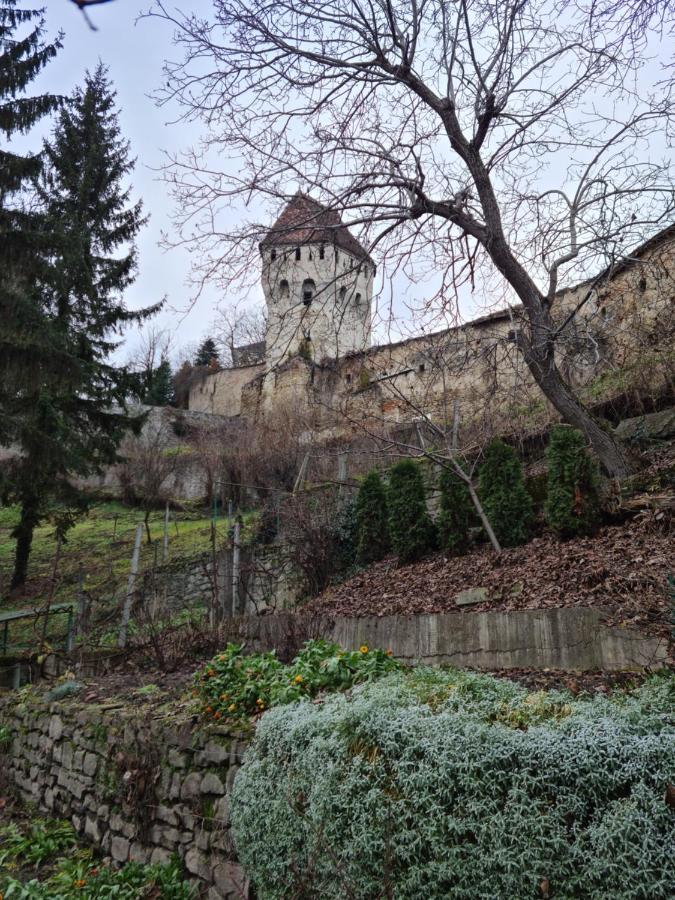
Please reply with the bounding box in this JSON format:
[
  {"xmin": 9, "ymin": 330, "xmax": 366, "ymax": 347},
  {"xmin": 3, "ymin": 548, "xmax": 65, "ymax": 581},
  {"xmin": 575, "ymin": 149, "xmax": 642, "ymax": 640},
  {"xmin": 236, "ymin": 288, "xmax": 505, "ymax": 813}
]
[{"xmin": 230, "ymin": 669, "xmax": 675, "ymax": 899}]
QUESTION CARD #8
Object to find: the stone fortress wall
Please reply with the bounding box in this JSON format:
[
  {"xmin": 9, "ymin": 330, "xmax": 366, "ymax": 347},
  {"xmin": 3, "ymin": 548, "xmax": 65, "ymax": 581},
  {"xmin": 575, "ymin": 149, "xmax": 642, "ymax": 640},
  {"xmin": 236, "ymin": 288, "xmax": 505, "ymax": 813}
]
[{"xmin": 191, "ymin": 216, "xmax": 675, "ymax": 442}]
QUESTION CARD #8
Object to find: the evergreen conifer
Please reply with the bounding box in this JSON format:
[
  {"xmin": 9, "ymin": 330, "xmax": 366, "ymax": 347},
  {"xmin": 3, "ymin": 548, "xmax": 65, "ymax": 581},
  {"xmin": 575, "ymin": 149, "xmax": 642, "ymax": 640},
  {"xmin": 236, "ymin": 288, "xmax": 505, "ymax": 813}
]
[
  {"xmin": 437, "ymin": 465, "xmax": 474, "ymax": 554},
  {"xmin": 195, "ymin": 337, "xmax": 219, "ymax": 367},
  {"xmin": 478, "ymin": 439, "xmax": 532, "ymax": 547},
  {"xmin": 0, "ymin": 0, "xmax": 62, "ymax": 444},
  {"xmin": 544, "ymin": 425, "xmax": 600, "ymax": 538},
  {"xmin": 6, "ymin": 64, "xmax": 158, "ymax": 588},
  {"xmin": 388, "ymin": 459, "xmax": 436, "ymax": 564},
  {"xmin": 143, "ymin": 358, "xmax": 174, "ymax": 406},
  {"xmin": 355, "ymin": 470, "xmax": 390, "ymax": 564}
]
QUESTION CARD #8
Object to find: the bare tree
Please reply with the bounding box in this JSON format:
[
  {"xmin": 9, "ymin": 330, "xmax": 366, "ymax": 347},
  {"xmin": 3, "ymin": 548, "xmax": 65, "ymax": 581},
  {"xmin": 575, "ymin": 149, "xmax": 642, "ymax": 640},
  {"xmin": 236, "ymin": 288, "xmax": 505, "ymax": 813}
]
[
  {"xmin": 127, "ymin": 325, "xmax": 172, "ymax": 375},
  {"xmin": 213, "ymin": 299, "xmax": 267, "ymax": 367},
  {"xmin": 119, "ymin": 415, "xmax": 183, "ymax": 543},
  {"xmin": 152, "ymin": 0, "xmax": 675, "ymax": 477}
]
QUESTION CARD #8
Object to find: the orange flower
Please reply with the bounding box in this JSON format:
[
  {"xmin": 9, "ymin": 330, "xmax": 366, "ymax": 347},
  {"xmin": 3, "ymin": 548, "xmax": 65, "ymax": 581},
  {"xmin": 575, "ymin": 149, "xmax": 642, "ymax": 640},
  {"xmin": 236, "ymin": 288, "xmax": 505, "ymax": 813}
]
[
  {"xmin": 294, "ymin": 674, "xmax": 303, "ymax": 684},
  {"xmin": 359, "ymin": 645, "xmax": 369, "ymax": 654},
  {"xmin": 74, "ymin": 880, "xmax": 87, "ymax": 889},
  {"xmin": 228, "ymin": 703, "xmax": 237, "ymax": 712},
  {"xmin": 213, "ymin": 711, "xmax": 221, "ymax": 720},
  {"xmin": 386, "ymin": 649, "xmax": 393, "ymax": 657},
  {"xmin": 205, "ymin": 705, "xmax": 213, "ymax": 713}
]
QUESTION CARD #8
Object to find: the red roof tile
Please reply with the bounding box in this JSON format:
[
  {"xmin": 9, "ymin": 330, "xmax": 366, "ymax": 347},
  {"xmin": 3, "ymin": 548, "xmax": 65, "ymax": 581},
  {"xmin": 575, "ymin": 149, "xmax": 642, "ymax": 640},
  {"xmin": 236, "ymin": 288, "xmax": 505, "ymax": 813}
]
[{"xmin": 260, "ymin": 193, "xmax": 374, "ymax": 264}]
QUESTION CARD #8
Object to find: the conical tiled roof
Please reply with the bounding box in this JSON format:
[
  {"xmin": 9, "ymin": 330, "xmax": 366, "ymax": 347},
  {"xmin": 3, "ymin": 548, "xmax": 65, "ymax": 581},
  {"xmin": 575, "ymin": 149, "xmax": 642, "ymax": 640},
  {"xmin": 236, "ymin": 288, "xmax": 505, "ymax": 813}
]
[{"xmin": 260, "ymin": 193, "xmax": 374, "ymax": 264}]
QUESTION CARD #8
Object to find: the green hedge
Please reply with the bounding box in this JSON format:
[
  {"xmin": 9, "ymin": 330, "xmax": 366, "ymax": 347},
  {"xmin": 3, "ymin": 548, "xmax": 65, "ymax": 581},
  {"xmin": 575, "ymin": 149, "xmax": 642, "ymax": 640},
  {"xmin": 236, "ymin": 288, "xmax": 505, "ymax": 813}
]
[
  {"xmin": 231, "ymin": 671, "xmax": 675, "ymax": 899},
  {"xmin": 355, "ymin": 470, "xmax": 391, "ymax": 564},
  {"xmin": 545, "ymin": 424, "xmax": 601, "ymax": 538},
  {"xmin": 388, "ymin": 459, "xmax": 436, "ymax": 563}
]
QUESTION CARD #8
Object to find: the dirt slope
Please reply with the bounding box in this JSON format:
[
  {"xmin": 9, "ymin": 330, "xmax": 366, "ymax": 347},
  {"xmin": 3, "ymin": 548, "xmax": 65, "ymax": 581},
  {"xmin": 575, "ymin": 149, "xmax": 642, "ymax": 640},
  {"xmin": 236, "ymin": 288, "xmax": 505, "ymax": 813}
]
[{"xmin": 308, "ymin": 520, "xmax": 674, "ymax": 641}]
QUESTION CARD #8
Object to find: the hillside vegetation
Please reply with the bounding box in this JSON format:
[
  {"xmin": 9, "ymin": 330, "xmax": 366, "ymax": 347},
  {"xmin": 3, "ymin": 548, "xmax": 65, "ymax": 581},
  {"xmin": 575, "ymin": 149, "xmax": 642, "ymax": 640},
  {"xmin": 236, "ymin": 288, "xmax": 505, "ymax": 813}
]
[{"xmin": 0, "ymin": 502, "xmax": 226, "ymax": 609}]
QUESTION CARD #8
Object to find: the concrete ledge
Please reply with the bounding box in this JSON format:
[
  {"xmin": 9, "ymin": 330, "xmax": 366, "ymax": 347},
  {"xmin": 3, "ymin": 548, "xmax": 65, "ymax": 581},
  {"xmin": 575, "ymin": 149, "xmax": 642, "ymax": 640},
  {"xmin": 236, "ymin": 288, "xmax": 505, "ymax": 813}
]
[{"xmin": 330, "ymin": 607, "xmax": 669, "ymax": 671}]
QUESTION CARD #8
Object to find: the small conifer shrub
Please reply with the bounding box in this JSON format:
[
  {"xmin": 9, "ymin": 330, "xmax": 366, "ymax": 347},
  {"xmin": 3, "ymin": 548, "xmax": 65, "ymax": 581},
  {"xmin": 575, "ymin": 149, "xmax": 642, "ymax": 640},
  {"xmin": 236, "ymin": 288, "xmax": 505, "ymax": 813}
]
[
  {"xmin": 544, "ymin": 425, "xmax": 601, "ymax": 538},
  {"xmin": 355, "ymin": 471, "xmax": 390, "ymax": 564},
  {"xmin": 437, "ymin": 465, "xmax": 474, "ymax": 555},
  {"xmin": 478, "ymin": 439, "xmax": 532, "ymax": 547},
  {"xmin": 387, "ymin": 459, "xmax": 436, "ymax": 564}
]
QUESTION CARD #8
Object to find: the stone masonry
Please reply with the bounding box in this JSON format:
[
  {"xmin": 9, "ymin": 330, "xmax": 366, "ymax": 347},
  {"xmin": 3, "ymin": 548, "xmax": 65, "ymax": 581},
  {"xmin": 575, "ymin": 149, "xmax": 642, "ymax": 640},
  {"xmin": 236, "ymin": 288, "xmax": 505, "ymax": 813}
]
[{"xmin": 1, "ymin": 695, "xmax": 249, "ymax": 899}]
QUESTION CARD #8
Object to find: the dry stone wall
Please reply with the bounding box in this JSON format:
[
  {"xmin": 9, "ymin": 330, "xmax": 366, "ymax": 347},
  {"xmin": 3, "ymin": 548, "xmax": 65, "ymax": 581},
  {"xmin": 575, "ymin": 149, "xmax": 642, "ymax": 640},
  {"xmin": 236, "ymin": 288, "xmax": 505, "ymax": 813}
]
[{"xmin": 1, "ymin": 695, "xmax": 249, "ymax": 899}]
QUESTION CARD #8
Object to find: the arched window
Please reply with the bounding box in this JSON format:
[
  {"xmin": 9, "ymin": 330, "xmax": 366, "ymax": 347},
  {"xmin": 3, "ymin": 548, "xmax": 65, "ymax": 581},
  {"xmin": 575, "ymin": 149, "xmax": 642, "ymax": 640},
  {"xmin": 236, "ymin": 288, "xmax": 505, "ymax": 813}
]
[
  {"xmin": 295, "ymin": 247, "xmax": 301, "ymax": 261},
  {"xmin": 279, "ymin": 279, "xmax": 290, "ymax": 300},
  {"xmin": 270, "ymin": 248, "xmax": 276, "ymax": 261},
  {"xmin": 302, "ymin": 278, "xmax": 316, "ymax": 305},
  {"xmin": 355, "ymin": 292, "xmax": 362, "ymax": 305},
  {"xmin": 319, "ymin": 244, "xmax": 325, "ymax": 260},
  {"xmin": 339, "ymin": 286, "xmax": 347, "ymax": 304}
]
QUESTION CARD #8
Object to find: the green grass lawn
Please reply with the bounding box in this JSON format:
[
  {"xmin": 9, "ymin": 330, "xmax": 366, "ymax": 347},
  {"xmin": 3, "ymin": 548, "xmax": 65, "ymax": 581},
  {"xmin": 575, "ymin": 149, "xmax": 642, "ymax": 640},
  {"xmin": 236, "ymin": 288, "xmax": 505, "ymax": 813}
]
[{"xmin": 0, "ymin": 501, "xmax": 253, "ymax": 651}]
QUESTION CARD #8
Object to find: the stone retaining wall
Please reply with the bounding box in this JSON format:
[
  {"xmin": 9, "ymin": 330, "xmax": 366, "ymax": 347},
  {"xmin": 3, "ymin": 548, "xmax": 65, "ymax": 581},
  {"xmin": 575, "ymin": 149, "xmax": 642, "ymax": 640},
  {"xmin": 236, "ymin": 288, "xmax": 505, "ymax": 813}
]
[
  {"xmin": 330, "ymin": 607, "xmax": 669, "ymax": 671},
  {"xmin": 1, "ymin": 696, "xmax": 249, "ymax": 899},
  {"xmin": 226, "ymin": 605, "xmax": 669, "ymax": 672},
  {"xmin": 135, "ymin": 544, "xmax": 303, "ymax": 619}
]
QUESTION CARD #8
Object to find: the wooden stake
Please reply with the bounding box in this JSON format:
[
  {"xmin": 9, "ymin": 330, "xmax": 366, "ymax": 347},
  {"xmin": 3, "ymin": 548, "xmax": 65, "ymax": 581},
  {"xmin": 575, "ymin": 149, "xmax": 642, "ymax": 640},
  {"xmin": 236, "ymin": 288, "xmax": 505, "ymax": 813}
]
[
  {"xmin": 118, "ymin": 524, "xmax": 143, "ymax": 648},
  {"xmin": 231, "ymin": 520, "xmax": 241, "ymax": 618},
  {"xmin": 163, "ymin": 501, "xmax": 170, "ymax": 562}
]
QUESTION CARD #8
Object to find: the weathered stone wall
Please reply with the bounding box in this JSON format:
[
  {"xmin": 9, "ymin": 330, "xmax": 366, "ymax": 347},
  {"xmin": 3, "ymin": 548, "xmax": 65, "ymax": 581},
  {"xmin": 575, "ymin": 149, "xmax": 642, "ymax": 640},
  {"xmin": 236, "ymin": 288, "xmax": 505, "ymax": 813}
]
[
  {"xmin": 212, "ymin": 226, "xmax": 675, "ymax": 438},
  {"xmin": 189, "ymin": 364, "xmax": 265, "ymax": 417},
  {"xmin": 134, "ymin": 544, "xmax": 304, "ymax": 619},
  {"xmin": 193, "ymin": 606, "xmax": 668, "ymax": 672},
  {"xmin": 331, "ymin": 607, "xmax": 669, "ymax": 671},
  {"xmin": 136, "ymin": 552, "xmax": 216, "ymax": 613},
  {"xmin": 1, "ymin": 695, "xmax": 249, "ymax": 899}
]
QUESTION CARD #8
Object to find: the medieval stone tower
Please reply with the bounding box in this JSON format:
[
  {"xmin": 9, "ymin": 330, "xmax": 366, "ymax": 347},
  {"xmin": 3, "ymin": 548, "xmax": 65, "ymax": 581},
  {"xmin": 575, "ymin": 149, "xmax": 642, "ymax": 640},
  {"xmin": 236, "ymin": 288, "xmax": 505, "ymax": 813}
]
[{"xmin": 260, "ymin": 194, "xmax": 374, "ymax": 368}]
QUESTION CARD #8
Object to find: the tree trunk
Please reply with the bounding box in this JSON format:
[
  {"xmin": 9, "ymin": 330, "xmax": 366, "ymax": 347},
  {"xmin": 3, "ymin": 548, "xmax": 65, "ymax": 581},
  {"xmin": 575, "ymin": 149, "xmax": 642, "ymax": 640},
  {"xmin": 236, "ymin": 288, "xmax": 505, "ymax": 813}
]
[
  {"xmin": 523, "ymin": 341, "xmax": 632, "ymax": 478},
  {"xmin": 10, "ymin": 494, "xmax": 41, "ymax": 591},
  {"xmin": 467, "ymin": 480, "xmax": 502, "ymax": 553}
]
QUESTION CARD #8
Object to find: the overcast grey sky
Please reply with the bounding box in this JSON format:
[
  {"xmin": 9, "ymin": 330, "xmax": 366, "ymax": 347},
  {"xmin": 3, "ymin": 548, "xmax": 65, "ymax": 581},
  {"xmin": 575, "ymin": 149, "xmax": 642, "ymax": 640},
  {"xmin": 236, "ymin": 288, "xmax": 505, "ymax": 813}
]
[
  {"xmin": 31, "ymin": 0, "xmax": 226, "ymax": 361},
  {"xmin": 24, "ymin": 2, "xmax": 674, "ymax": 363},
  {"xmin": 31, "ymin": 1, "xmax": 459, "ymax": 361}
]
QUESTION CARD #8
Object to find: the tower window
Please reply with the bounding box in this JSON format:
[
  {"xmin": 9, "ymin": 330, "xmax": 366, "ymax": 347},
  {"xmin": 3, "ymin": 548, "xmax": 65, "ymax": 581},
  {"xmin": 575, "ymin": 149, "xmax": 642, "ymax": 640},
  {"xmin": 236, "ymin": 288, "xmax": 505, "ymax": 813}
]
[
  {"xmin": 271, "ymin": 248, "xmax": 276, "ymax": 261},
  {"xmin": 295, "ymin": 247, "xmax": 301, "ymax": 260},
  {"xmin": 319, "ymin": 244, "xmax": 325, "ymax": 260},
  {"xmin": 279, "ymin": 279, "xmax": 290, "ymax": 299},
  {"xmin": 339, "ymin": 286, "xmax": 347, "ymax": 304},
  {"xmin": 418, "ymin": 363, "xmax": 426, "ymax": 373},
  {"xmin": 335, "ymin": 249, "xmax": 339, "ymax": 262},
  {"xmin": 355, "ymin": 292, "xmax": 362, "ymax": 304},
  {"xmin": 302, "ymin": 278, "xmax": 316, "ymax": 305}
]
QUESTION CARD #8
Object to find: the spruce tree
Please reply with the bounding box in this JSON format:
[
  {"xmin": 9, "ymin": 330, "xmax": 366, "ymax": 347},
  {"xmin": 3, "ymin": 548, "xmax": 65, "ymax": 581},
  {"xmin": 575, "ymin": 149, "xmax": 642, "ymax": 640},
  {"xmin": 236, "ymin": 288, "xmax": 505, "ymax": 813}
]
[
  {"xmin": 355, "ymin": 470, "xmax": 390, "ymax": 564},
  {"xmin": 143, "ymin": 358, "xmax": 174, "ymax": 406},
  {"xmin": 544, "ymin": 425, "xmax": 600, "ymax": 538},
  {"xmin": 195, "ymin": 337, "xmax": 219, "ymax": 367},
  {"xmin": 6, "ymin": 64, "xmax": 158, "ymax": 588},
  {"xmin": 388, "ymin": 459, "xmax": 436, "ymax": 565},
  {"xmin": 478, "ymin": 439, "xmax": 533, "ymax": 547},
  {"xmin": 437, "ymin": 465, "xmax": 474, "ymax": 555},
  {"xmin": 0, "ymin": 0, "xmax": 62, "ymax": 444}
]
